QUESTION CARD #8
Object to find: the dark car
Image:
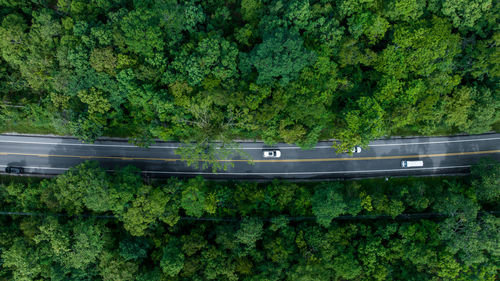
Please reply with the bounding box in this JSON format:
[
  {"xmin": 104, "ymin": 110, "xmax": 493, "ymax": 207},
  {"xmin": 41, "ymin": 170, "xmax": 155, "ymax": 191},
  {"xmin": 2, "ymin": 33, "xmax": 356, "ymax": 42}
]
[{"xmin": 5, "ymin": 166, "xmax": 24, "ymax": 174}]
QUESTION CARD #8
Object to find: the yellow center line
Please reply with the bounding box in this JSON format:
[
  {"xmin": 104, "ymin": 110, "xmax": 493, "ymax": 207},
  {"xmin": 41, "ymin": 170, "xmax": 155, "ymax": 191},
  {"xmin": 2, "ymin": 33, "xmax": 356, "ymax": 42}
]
[
  {"xmin": 0, "ymin": 150, "xmax": 498, "ymax": 163},
  {"xmin": 250, "ymin": 149, "xmax": 500, "ymax": 163}
]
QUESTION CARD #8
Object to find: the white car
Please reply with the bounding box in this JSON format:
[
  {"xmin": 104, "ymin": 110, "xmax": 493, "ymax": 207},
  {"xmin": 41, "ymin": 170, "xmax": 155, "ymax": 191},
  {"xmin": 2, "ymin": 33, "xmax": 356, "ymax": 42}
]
[
  {"xmin": 263, "ymin": 150, "xmax": 281, "ymax": 158},
  {"xmin": 351, "ymin": 146, "xmax": 362, "ymax": 153},
  {"xmin": 401, "ymin": 160, "xmax": 424, "ymax": 168},
  {"xmin": 344, "ymin": 146, "xmax": 361, "ymax": 153}
]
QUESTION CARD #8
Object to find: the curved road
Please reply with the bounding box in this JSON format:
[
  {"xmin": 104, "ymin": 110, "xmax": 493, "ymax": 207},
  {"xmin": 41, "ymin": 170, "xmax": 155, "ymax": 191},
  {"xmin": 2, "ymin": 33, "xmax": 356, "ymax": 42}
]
[{"xmin": 0, "ymin": 134, "xmax": 499, "ymax": 179}]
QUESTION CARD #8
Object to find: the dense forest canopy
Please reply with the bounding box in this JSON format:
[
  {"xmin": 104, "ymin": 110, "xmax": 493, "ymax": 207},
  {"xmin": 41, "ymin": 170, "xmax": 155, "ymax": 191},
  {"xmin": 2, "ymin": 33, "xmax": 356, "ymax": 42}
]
[
  {"xmin": 0, "ymin": 159, "xmax": 499, "ymax": 280},
  {"xmin": 0, "ymin": 0, "xmax": 498, "ymax": 149},
  {"xmin": 1, "ymin": 1, "xmax": 499, "ymax": 279}
]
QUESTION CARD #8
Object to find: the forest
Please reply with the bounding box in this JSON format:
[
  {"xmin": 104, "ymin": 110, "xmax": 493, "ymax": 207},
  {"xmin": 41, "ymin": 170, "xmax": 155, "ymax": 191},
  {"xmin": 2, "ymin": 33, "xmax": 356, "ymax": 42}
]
[
  {"xmin": 0, "ymin": 0, "xmax": 498, "ymax": 151},
  {"xmin": 0, "ymin": 159, "xmax": 498, "ymax": 280},
  {"xmin": 1, "ymin": 1, "xmax": 499, "ymax": 280}
]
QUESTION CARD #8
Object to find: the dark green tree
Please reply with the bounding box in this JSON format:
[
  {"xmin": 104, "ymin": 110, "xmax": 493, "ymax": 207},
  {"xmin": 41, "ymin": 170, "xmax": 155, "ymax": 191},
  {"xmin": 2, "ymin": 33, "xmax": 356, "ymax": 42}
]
[{"xmin": 243, "ymin": 28, "xmax": 316, "ymax": 86}]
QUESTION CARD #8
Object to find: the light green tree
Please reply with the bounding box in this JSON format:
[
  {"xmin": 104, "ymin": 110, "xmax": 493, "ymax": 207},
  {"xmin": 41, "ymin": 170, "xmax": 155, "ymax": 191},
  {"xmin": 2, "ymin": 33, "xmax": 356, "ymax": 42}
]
[
  {"xmin": 312, "ymin": 183, "xmax": 348, "ymax": 227},
  {"xmin": 441, "ymin": 0, "xmax": 493, "ymax": 33},
  {"xmin": 235, "ymin": 217, "xmax": 264, "ymax": 248},
  {"xmin": 443, "ymin": 86, "xmax": 475, "ymax": 131},
  {"xmin": 2, "ymin": 238, "xmax": 42, "ymax": 281},
  {"xmin": 120, "ymin": 186, "xmax": 169, "ymax": 236}
]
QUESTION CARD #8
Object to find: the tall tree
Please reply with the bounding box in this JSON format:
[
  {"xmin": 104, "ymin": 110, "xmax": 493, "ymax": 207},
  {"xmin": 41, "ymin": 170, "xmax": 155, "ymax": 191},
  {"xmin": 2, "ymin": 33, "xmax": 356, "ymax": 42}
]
[{"xmin": 242, "ymin": 27, "xmax": 316, "ymax": 86}]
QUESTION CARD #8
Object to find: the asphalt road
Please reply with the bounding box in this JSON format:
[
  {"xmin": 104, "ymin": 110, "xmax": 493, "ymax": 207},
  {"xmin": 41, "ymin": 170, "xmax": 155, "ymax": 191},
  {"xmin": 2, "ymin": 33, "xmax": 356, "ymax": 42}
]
[{"xmin": 0, "ymin": 134, "xmax": 499, "ymax": 179}]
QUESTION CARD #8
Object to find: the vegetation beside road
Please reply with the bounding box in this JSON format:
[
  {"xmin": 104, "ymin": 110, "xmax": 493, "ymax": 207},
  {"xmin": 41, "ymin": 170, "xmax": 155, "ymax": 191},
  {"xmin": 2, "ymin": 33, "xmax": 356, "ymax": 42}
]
[
  {"xmin": 0, "ymin": 159, "xmax": 498, "ymax": 280},
  {"xmin": 1, "ymin": 0, "xmax": 498, "ymax": 152}
]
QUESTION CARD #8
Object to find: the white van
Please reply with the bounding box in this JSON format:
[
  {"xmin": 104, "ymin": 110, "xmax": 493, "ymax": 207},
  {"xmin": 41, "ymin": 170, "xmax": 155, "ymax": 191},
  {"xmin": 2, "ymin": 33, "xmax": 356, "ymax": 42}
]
[{"xmin": 401, "ymin": 160, "xmax": 424, "ymax": 168}]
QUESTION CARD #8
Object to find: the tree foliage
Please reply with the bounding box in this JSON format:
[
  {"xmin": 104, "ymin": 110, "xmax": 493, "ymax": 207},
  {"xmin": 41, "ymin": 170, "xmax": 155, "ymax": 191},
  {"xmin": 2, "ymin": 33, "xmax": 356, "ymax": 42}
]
[
  {"xmin": 0, "ymin": 160, "xmax": 498, "ymax": 280},
  {"xmin": 0, "ymin": 0, "xmax": 498, "ymax": 152},
  {"xmin": 243, "ymin": 27, "xmax": 316, "ymax": 86}
]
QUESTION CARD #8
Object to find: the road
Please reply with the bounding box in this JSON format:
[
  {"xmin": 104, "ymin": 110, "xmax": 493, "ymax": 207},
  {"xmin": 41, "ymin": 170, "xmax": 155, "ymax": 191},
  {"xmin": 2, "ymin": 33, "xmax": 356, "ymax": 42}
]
[{"xmin": 0, "ymin": 134, "xmax": 499, "ymax": 179}]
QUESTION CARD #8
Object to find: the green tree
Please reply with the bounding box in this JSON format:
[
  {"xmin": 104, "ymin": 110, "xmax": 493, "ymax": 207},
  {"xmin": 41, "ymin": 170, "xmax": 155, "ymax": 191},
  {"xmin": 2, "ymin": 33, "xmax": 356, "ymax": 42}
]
[
  {"xmin": 183, "ymin": 2, "xmax": 206, "ymax": 32},
  {"xmin": 471, "ymin": 158, "xmax": 500, "ymax": 202},
  {"xmin": 77, "ymin": 87, "xmax": 112, "ymax": 115},
  {"xmin": 312, "ymin": 183, "xmax": 348, "ymax": 227},
  {"xmin": 0, "ymin": 14, "xmax": 28, "ymax": 67},
  {"xmin": 168, "ymin": 36, "xmax": 239, "ymax": 87},
  {"xmin": 160, "ymin": 240, "xmax": 185, "ymax": 277},
  {"xmin": 119, "ymin": 8, "xmax": 165, "ymax": 58},
  {"xmin": 337, "ymin": 0, "xmax": 377, "ymax": 18},
  {"xmin": 332, "ymin": 250, "xmax": 363, "ymax": 279},
  {"xmin": 461, "ymin": 33, "xmax": 500, "ymax": 80},
  {"xmin": 2, "ymin": 238, "xmax": 42, "ymax": 281},
  {"xmin": 107, "ymin": 165, "xmax": 142, "ymax": 214},
  {"xmin": 181, "ymin": 176, "xmax": 208, "ymax": 218},
  {"xmin": 120, "ymin": 185, "xmax": 170, "ymax": 236},
  {"xmin": 98, "ymin": 251, "xmax": 138, "ymax": 281},
  {"xmin": 441, "ymin": 0, "xmax": 493, "ymax": 33},
  {"xmin": 384, "ymin": 0, "xmax": 426, "ymax": 22},
  {"xmin": 442, "ymin": 85, "xmax": 499, "ymax": 134},
  {"xmin": 284, "ymin": 0, "xmax": 312, "ymax": 30},
  {"xmin": 235, "ymin": 217, "xmax": 264, "ymax": 248},
  {"xmin": 443, "ymin": 86, "xmax": 475, "ymax": 131},
  {"xmin": 181, "ymin": 230, "xmax": 208, "ymax": 256},
  {"xmin": 376, "ymin": 17, "xmax": 460, "ymax": 79},
  {"xmin": 119, "ymin": 238, "xmax": 150, "ymax": 261},
  {"xmin": 333, "ymin": 97, "xmax": 385, "ymax": 151},
  {"xmin": 89, "ymin": 47, "xmax": 117, "ymax": 74},
  {"xmin": 348, "ymin": 12, "xmax": 390, "ymax": 44},
  {"xmin": 33, "ymin": 217, "xmax": 105, "ymax": 270},
  {"xmin": 244, "ymin": 28, "xmax": 316, "ymax": 86},
  {"xmin": 43, "ymin": 161, "xmax": 110, "ymax": 214},
  {"xmin": 241, "ymin": 0, "xmax": 263, "ymax": 24},
  {"xmin": 1, "ymin": 164, "xmax": 499, "ymax": 280},
  {"xmin": 466, "ymin": 86, "xmax": 499, "ymax": 134},
  {"xmin": 68, "ymin": 115, "xmax": 106, "ymax": 143}
]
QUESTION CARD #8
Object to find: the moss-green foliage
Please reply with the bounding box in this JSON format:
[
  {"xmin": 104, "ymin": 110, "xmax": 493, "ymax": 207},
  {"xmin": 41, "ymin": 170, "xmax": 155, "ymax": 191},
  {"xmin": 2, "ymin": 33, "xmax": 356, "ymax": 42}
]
[
  {"xmin": 0, "ymin": 0, "xmax": 498, "ymax": 149},
  {"xmin": 0, "ymin": 160, "xmax": 498, "ymax": 280}
]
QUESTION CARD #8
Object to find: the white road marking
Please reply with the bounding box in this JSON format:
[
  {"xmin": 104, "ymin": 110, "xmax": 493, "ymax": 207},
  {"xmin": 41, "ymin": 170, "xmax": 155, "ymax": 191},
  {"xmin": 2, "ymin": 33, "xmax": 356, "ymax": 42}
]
[
  {"xmin": 0, "ymin": 140, "xmax": 150, "ymax": 148},
  {"xmin": 367, "ymin": 137, "xmax": 500, "ymax": 147},
  {"xmin": 139, "ymin": 165, "xmax": 471, "ymax": 175},
  {"xmin": 0, "ymin": 136, "xmax": 498, "ymax": 150},
  {"xmin": 0, "ymin": 165, "xmax": 471, "ymax": 175}
]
